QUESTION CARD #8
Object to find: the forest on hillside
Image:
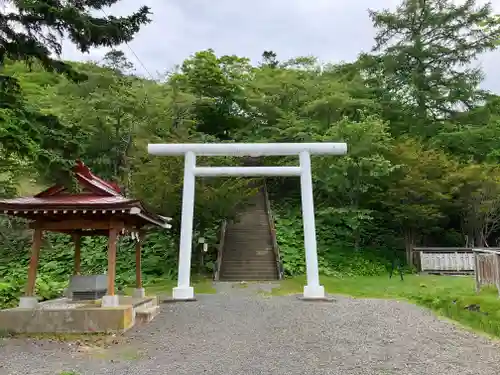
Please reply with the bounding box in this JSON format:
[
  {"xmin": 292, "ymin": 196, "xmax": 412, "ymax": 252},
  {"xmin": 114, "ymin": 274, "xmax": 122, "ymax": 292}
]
[{"xmin": 2, "ymin": 0, "xmax": 500, "ymax": 307}]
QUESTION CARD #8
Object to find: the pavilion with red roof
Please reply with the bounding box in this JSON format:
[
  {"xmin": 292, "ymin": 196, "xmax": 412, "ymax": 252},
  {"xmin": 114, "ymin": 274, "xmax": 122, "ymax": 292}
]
[{"xmin": 0, "ymin": 160, "xmax": 171, "ymax": 308}]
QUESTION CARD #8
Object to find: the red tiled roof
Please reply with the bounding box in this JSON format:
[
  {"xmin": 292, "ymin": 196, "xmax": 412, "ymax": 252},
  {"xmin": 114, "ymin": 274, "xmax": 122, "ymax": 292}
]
[
  {"xmin": 73, "ymin": 160, "xmax": 122, "ymax": 196},
  {"xmin": 0, "ymin": 161, "xmax": 170, "ymax": 228},
  {"xmin": 0, "ymin": 195, "xmax": 135, "ymax": 208}
]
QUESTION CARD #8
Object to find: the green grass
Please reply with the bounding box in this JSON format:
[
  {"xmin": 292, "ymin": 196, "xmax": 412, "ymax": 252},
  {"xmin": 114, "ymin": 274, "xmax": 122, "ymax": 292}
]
[
  {"xmin": 124, "ymin": 275, "xmax": 216, "ymax": 297},
  {"xmin": 272, "ymin": 274, "xmax": 500, "ymax": 338}
]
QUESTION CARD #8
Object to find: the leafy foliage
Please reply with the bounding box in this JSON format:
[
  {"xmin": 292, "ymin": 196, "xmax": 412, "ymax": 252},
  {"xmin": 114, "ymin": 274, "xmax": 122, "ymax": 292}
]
[
  {"xmin": 1, "ymin": 0, "xmax": 500, "ymax": 309},
  {"xmin": 0, "ymin": 0, "xmax": 150, "ymax": 183},
  {"xmin": 273, "ymin": 202, "xmax": 390, "ymax": 278},
  {"xmin": 0, "ymin": 229, "xmax": 178, "ymax": 308},
  {"xmin": 364, "ymin": 0, "xmax": 500, "ymax": 136}
]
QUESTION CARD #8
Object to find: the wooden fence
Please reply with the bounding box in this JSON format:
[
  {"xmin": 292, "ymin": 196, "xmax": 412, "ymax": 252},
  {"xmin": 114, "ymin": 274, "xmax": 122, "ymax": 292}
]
[
  {"xmin": 413, "ymin": 247, "xmax": 475, "ymax": 274},
  {"xmin": 473, "ymin": 248, "xmax": 500, "ymax": 296},
  {"xmin": 413, "ymin": 247, "xmax": 500, "ymax": 296}
]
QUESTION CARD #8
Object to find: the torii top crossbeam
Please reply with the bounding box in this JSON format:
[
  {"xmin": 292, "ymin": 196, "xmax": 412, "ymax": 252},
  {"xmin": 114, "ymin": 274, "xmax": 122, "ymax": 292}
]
[{"xmin": 148, "ymin": 142, "xmax": 347, "ymax": 156}]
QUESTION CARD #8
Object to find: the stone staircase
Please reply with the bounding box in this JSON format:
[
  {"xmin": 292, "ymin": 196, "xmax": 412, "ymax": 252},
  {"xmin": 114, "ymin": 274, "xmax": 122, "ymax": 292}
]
[
  {"xmin": 219, "ymin": 186, "xmax": 279, "ymax": 281},
  {"xmin": 134, "ymin": 297, "xmax": 160, "ymax": 325}
]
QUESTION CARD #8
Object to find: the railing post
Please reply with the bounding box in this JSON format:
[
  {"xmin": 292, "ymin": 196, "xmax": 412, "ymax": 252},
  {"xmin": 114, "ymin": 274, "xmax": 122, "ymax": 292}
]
[
  {"xmin": 495, "ymin": 252, "xmax": 500, "ymax": 297},
  {"xmin": 214, "ymin": 220, "xmax": 226, "ymax": 281},
  {"xmin": 263, "ymin": 179, "xmax": 283, "ymax": 280},
  {"xmin": 473, "ymin": 250, "xmax": 480, "ymax": 294}
]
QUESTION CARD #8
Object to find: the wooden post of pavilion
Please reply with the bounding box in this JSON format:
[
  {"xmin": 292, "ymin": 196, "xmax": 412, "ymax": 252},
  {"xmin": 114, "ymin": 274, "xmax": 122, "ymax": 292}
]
[
  {"xmin": 73, "ymin": 233, "xmax": 81, "ymax": 275},
  {"xmin": 133, "ymin": 230, "xmax": 146, "ymax": 298},
  {"xmin": 19, "ymin": 229, "xmax": 43, "ymax": 308}
]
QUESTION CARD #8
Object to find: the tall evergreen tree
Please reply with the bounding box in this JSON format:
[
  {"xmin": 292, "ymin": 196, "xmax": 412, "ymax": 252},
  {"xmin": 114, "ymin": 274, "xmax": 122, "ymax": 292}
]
[
  {"xmin": 364, "ymin": 0, "xmax": 500, "ymax": 136},
  {"xmin": 0, "ymin": 1, "xmax": 151, "ymax": 184},
  {"xmin": 1, "ymin": 0, "xmax": 150, "ymax": 78}
]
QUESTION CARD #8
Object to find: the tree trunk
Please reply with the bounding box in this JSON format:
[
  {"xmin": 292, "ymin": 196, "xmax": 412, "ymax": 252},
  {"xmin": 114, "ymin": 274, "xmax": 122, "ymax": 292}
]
[
  {"xmin": 353, "ymin": 227, "xmax": 361, "ymax": 251},
  {"xmin": 475, "ymin": 228, "xmax": 486, "ymax": 248},
  {"xmin": 404, "ymin": 227, "xmax": 416, "ymax": 267}
]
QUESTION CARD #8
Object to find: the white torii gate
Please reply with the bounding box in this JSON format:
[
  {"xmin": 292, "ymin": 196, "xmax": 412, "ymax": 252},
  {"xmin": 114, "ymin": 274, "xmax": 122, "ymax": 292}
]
[{"xmin": 148, "ymin": 143, "xmax": 348, "ymax": 300}]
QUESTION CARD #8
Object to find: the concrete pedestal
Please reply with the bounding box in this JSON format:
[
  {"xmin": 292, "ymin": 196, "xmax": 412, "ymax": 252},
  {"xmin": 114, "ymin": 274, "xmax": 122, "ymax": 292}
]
[
  {"xmin": 18, "ymin": 296, "xmax": 38, "ymax": 309},
  {"xmin": 172, "ymin": 286, "xmax": 194, "ymax": 300},
  {"xmin": 101, "ymin": 295, "xmax": 119, "ymax": 307},
  {"xmin": 303, "ymin": 284, "xmax": 325, "ymax": 299},
  {"xmin": 132, "ymin": 288, "xmax": 146, "ymax": 298}
]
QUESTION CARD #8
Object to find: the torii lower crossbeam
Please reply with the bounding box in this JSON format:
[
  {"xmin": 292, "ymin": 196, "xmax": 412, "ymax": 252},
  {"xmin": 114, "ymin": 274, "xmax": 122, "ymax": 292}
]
[{"xmin": 148, "ymin": 143, "xmax": 348, "ymax": 300}]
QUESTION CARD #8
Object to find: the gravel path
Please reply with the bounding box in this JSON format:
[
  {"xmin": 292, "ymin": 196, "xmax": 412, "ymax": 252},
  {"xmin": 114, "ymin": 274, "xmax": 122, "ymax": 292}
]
[{"xmin": 1, "ymin": 283, "xmax": 500, "ymax": 375}]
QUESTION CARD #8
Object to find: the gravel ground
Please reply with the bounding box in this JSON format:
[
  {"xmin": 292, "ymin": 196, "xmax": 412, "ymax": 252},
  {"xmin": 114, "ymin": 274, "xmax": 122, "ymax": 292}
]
[{"xmin": 1, "ymin": 282, "xmax": 500, "ymax": 375}]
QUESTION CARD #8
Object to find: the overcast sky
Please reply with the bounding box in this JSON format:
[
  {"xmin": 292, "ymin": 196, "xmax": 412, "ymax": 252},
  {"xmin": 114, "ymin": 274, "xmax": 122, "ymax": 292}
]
[{"xmin": 61, "ymin": 0, "xmax": 500, "ymax": 92}]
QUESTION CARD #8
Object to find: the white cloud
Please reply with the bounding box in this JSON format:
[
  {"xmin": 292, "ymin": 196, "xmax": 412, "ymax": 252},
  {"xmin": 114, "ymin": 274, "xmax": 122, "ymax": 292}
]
[{"xmin": 60, "ymin": 0, "xmax": 500, "ymax": 92}]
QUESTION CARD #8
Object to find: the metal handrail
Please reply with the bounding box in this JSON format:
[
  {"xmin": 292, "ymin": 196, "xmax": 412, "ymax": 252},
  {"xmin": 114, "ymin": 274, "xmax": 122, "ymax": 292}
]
[
  {"xmin": 414, "ymin": 247, "xmax": 471, "ymax": 252},
  {"xmin": 413, "ymin": 247, "xmax": 500, "ymax": 253},
  {"xmin": 213, "ymin": 220, "xmax": 227, "ymax": 281},
  {"xmin": 472, "ymin": 248, "xmax": 500, "ymax": 255},
  {"xmin": 262, "ymin": 179, "xmax": 284, "ymax": 280}
]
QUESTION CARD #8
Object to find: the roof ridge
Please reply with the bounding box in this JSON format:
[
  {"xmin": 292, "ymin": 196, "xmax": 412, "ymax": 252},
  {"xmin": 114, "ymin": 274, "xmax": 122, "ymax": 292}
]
[{"xmin": 73, "ymin": 160, "xmax": 122, "ymax": 196}]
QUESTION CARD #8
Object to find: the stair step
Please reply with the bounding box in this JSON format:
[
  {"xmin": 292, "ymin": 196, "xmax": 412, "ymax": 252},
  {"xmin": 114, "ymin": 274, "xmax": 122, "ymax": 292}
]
[
  {"xmin": 222, "ymin": 259, "xmax": 277, "ymax": 263},
  {"xmin": 135, "ymin": 305, "xmax": 160, "ymax": 324},
  {"xmin": 223, "ymin": 249, "xmax": 275, "ymax": 254},
  {"xmin": 221, "ymin": 268, "xmax": 277, "ymax": 273},
  {"xmin": 232, "ymin": 217, "xmax": 268, "ymax": 220},
  {"xmin": 222, "ymin": 254, "xmax": 275, "ymax": 259},
  {"xmin": 229, "ymin": 226, "xmax": 269, "ymax": 229},
  {"xmin": 226, "ymin": 242, "xmax": 272, "ymax": 245},
  {"xmin": 222, "ymin": 254, "xmax": 275, "ymax": 260},
  {"xmin": 222, "ymin": 260, "xmax": 277, "ymax": 264},
  {"xmin": 222, "ymin": 260, "xmax": 276, "ymax": 263},
  {"xmin": 224, "ymin": 247, "xmax": 274, "ymax": 250},
  {"xmin": 224, "ymin": 250, "xmax": 274, "ymax": 255},
  {"xmin": 220, "ymin": 185, "xmax": 280, "ymax": 282},
  {"xmin": 225, "ymin": 238, "xmax": 271, "ymax": 243},
  {"xmin": 221, "ymin": 269, "xmax": 277, "ymax": 275},
  {"xmin": 228, "ymin": 231, "xmax": 269, "ymax": 235},
  {"xmin": 221, "ymin": 271, "xmax": 278, "ymax": 276},
  {"xmin": 220, "ymin": 269, "xmax": 277, "ymax": 273},
  {"xmin": 221, "ymin": 257, "xmax": 276, "ymax": 267},
  {"xmin": 225, "ymin": 247, "xmax": 273, "ymax": 250},
  {"xmin": 226, "ymin": 228, "xmax": 270, "ymax": 231},
  {"xmin": 220, "ymin": 276, "xmax": 278, "ymax": 281},
  {"xmin": 225, "ymin": 240, "xmax": 273, "ymax": 244},
  {"xmin": 221, "ymin": 260, "xmax": 276, "ymax": 270},
  {"xmin": 228, "ymin": 224, "xmax": 271, "ymax": 228},
  {"xmin": 222, "ymin": 259, "xmax": 276, "ymax": 263}
]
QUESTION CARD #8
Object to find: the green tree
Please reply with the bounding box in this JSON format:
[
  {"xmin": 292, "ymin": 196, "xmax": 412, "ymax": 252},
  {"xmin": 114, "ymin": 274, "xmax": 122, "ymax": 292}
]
[
  {"xmin": 0, "ymin": 0, "xmax": 151, "ymax": 183},
  {"xmin": 450, "ymin": 164, "xmax": 500, "ymax": 247},
  {"xmin": 260, "ymin": 51, "xmax": 279, "ymax": 68},
  {"xmin": 174, "ymin": 49, "xmax": 253, "ymax": 139},
  {"xmin": 1, "ymin": 0, "xmax": 150, "ymax": 78},
  {"xmin": 380, "ymin": 138, "xmax": 455, "ymax": 264},
  {"xmin": 101, "ymin": 49, "xmax": 135, "ymax": 75},
  {"xmin": 365, "ymin": 0, "xmax": 500, "ymax": 136},
  {"xmin": 314, "ymin": 116, "xmax": 397, "ymax": 250}
]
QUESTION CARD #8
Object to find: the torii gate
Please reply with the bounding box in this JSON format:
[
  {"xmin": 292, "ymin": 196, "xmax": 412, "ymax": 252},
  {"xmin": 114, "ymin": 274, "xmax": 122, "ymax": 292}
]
[{"xmin": 148, "ymin": 143, "xmax": 348, "ymax": 300}]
